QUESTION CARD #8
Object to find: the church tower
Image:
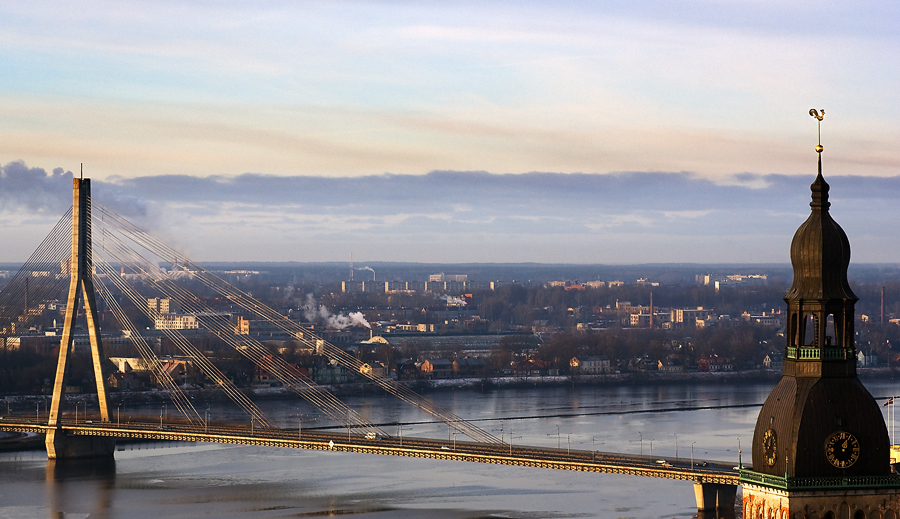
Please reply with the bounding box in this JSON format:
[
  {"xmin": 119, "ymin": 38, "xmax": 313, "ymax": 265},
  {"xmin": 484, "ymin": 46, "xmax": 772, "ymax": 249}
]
[{"xmin": 740, "ymin": 111, "xmax": 900, "ymax": 518}]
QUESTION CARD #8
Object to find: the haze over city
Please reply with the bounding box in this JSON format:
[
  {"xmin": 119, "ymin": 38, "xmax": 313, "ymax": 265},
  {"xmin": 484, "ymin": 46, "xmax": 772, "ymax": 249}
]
[{"xmin": 2, "ymin": 1, "xmax": 899, "ymax": 263}]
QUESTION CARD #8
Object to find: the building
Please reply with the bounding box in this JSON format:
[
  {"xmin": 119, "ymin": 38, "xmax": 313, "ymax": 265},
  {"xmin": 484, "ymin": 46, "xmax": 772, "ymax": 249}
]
[
  {"xmin": 739, "ymin": 140, "xmax": 899, "ymax": 516},
  {"xmin": 429, "ymin": 273, "xmax": 467, "ymax": 282},
  {"xmin": 701, "ymin": 355, "xmax": 732, "ymax": 372},
  {"xmin": 309, "ymin": 359, "xmax": 353, "ymax": 384},
  {"xmin": 148, "ymin": 297, "xmax": 180, "ymax": 314},
  {"xmin": 857, "ymin": 350, "xmax": 880, "ymax": 368},
  {"xmin": 395, "ymin": 359, "xmax": 419, "ymax": 380},
  {"xmin": 630, "ymin": 313, "xmax": 652, "ymax": 327},
  {"xmin": 154, "ymin": 312, "xmax": 231, "ymax": 330},
  {"xmin": 569, "ymin": 355, "xmax": 611, "ymax": 374},
  {"xmin": 671, "ymin": 307, "xmax": 713, "ymax": 326},
  {"xmin": 154, "ymin": 314, "xmax": 200, "ymax": 330},
  {"xmin": 742, "ymin": 311, "xmax": 784, "ymax": 327},
  {"xmin": 762, "ymin": 353, "xmax": 784, "ymax": 371},
  {"xmin": 234, "ymin": 316, "xmax": 309, "ymax": 342},
  {"xmin": 512, "ymin": 359, "xmax": 553, "ymax": 377},
  {"xmin": 108, "ymin": 355, "xmax": 199, "ymax": 388},
  {"xmin": 657, "ymin": 358, "xmax": 683, "ymax": 373},
  {"xmin": 359, "ymin": 361, "xmax": 386, "ymax": 378},
  {"xmin": 419, "ymin": 358, "xmax": 454, "ymax": 379},
  {"xmin": 453, "ymin": 357, "xmax": 491, "ymax": 378}
]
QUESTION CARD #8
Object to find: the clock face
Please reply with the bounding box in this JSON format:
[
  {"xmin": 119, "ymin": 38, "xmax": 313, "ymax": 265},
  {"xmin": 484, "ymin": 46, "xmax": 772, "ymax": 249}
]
[
  {"xmin": 825, "ymin": 431, "xmax": 860, "ymax": 469},
  {"xmin": 763, "ymin": 429, "xmax": 777, "ymax": 466}
]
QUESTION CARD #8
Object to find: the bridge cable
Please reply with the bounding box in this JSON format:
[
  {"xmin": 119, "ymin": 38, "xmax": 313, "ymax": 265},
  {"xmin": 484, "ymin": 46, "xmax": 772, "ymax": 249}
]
[
  {"xmin": 91, "ymin": 267, "xmax": 202, "ymax": 424},
  {"xmin": 0, "ymin": 209, "xmax": 73, "ymax": 337},
  {"xmin": 91, "ymin": 214, "xmax": 378, "ymax": 433},
  {"xmin": 93, "ymin": 204, "xmax": 499, "ymax": 444},
  {"xmin": 91, "ymin": 242, "xmax": 270, "ymax": 427}
]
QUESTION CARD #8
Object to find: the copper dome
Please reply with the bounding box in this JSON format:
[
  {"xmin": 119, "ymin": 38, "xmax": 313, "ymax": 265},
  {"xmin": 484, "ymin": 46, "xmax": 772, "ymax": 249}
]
[{"xmin": 785, "ymin": 171, "xmax": 857, "ymax": 302}]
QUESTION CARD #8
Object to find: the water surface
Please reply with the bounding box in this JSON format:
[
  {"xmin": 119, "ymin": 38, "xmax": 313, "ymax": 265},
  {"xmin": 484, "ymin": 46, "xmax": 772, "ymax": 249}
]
[{"xmin": 1, "ymin": 380, "xmax": 896, "ymax": 518}]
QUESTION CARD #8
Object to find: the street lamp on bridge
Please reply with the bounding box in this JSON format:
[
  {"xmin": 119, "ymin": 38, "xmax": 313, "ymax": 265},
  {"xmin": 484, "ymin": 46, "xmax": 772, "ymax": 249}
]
[{"xmin": 691, "ymin": 441, "xmax": 696, "ymax": 469}]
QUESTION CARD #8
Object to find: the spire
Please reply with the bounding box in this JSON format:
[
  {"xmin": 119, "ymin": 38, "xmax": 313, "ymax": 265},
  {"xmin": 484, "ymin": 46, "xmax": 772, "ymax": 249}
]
[
  {"xmin": 809, "ymin": 109, "xmax": 829, "ymax": 211},
  {"xmin": 810, "ymin": 165, "xmax": 830, "ymax": 210},
  {"xmin": 785, "ymin": 108, "xmax": 855, "ymax": 302}
]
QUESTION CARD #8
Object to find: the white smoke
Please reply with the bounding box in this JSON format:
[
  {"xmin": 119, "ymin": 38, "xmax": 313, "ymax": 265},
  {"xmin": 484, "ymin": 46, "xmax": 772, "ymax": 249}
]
[
  {"xmin": 302, "ymin": 294, "xmax": 371, "ymax": 329},
  {"xmin": 301, "ymin": 294, "xmax": 327, "ymax": 321},
  {"xmin": 326, "ymin": 311, "xmax": 371, "ymax": 330},
  {"xmin": 439, "ymin": 294, "xmax": 467, "ymax": 307}
]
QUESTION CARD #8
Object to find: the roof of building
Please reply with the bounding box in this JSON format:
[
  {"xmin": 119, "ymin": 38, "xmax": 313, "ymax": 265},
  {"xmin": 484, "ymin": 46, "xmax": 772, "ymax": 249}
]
[{"xmin": 785, "ymin": 169, "xmax": 857, "ymax": 301}]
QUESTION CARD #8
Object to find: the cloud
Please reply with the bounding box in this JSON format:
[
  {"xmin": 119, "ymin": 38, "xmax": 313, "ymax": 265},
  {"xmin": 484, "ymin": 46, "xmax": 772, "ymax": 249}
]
[
  {"xmin": 0, "ymin": 161, "xmax": 73, "ymax": 213},
  {"xmin": 101, "ymin": 169, "xmax": 815, "ymax": 215},
  {"xmin": 0, "ymin": 161, "xmax": 149, "ymax": 220},
  {"xmin": 4, "ymin": 163, "xmax": 900, "ymax": 263}
]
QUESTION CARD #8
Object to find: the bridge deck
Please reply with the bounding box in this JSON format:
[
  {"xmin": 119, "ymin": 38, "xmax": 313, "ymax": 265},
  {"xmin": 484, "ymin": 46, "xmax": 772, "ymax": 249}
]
[{"xmin": 0, "ymin": 417, "xmax": 739, "ymax": 485}]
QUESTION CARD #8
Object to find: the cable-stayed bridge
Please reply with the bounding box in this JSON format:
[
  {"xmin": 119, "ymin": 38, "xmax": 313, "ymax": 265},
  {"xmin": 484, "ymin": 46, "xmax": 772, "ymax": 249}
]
[{"xmin": 0, "ymin": 179, "xmax": 739, "ymax": 513}]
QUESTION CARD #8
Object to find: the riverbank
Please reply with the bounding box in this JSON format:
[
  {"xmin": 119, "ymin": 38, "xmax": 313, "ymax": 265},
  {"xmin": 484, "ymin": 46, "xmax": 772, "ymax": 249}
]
[{"xmin": 2, "ymin": 367, "xmax": 896, "ymax": 405}]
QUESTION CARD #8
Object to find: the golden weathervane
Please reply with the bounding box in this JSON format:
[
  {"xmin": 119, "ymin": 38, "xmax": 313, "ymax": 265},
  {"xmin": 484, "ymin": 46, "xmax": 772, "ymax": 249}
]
[{"xmin": 809, "ymin": 108, "xmax": 825, "ymax": 153}]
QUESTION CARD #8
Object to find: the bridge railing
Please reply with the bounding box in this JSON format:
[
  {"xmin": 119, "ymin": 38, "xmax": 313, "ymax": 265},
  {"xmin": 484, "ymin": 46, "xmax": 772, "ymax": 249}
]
[{"xmin": 1, "ymin": 416, "xmax": 740, "ymax": 486}]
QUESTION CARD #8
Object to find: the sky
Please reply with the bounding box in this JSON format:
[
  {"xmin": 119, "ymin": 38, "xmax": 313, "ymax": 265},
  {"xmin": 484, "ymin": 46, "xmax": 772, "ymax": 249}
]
[{"xmin": 1, "ymin": 1, "xmax": 900, "ymax": 264}]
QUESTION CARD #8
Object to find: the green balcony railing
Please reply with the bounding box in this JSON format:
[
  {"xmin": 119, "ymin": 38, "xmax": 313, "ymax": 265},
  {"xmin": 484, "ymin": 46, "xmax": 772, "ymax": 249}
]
[
  {"xmin": 797, "ymin": 347, "xmax": 821, "ymax": 360},
  {"xmin": 823, "ymin": 347, "xmax": 845, "ymax": 360},
  {"xmin": 785, "ymin": 347, "xmax": 847, "ymax": 361}
]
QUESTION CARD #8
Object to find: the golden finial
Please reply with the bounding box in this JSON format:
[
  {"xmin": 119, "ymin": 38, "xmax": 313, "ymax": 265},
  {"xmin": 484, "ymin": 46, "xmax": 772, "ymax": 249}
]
[{"xmin": 809, "ymin": 109, "xmax": 825, "ymax": 153}]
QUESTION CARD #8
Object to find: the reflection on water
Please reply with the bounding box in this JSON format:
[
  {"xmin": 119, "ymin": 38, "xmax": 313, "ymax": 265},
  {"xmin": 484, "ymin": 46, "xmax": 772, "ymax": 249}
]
[
  {"xmin": 46, "ymin": 458, "xmax": 116, "ymax": 519},
  {"xmin": 0, "ymin": 381, "xmax": 896, "ymax": 518}
]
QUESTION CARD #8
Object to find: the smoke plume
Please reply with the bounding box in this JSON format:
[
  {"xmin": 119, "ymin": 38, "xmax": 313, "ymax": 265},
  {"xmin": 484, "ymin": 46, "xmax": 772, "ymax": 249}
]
[{"xmin": 302, "ymin": 294, "xmax": 371, "ymax": 329}]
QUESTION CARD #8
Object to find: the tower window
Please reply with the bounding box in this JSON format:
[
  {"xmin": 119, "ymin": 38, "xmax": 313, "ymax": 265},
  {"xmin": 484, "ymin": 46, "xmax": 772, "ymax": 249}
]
[
  {"xmin": 804, "ymin": 314, "xmax": 817, "ymax": 347},
  {"xmin": 825, "ymin": 314, "xmax": 836, "ymax": 346},
  {"xmin": 791, "ymin": 313, "xmax": 799, "ymax": 348}
]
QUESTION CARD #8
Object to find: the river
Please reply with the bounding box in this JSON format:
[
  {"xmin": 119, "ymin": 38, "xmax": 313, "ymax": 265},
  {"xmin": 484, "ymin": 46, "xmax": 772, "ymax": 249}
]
[{"xmin": 1, "ymin": 379, "xmax": 897, "ymax": 519}]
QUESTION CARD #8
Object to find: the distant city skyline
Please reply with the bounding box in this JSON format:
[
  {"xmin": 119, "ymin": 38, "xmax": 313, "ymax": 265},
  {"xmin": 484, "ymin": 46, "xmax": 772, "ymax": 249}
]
[{"xmin": 2, "ymin": 2, "xmax": 899, "ymax": 263}]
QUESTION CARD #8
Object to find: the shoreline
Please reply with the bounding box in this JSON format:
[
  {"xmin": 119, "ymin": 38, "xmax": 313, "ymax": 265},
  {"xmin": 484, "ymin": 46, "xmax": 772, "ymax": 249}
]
[{"xmin": 2, "ymin": 367, "xmax": 897, "ymax": 405}]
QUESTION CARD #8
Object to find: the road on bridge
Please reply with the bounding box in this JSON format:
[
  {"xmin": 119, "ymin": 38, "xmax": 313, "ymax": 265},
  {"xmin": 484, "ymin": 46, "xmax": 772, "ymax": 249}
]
[{"xmin": 0, "ymin": 415, "xmax": 739, "ymax": 485}]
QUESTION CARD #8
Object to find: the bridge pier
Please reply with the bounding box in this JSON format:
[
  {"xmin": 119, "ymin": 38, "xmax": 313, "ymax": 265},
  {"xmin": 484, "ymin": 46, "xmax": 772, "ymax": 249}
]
[
  {"xmin": 46, "ymin": 428, "xmax": 115, "ymax": 459},
  {"xmin": 693, "ymin": 482, "xmax": 736, "ymax": 513}
]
